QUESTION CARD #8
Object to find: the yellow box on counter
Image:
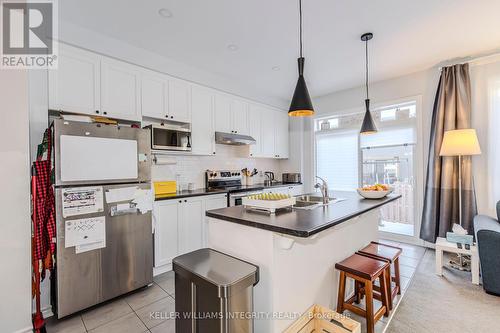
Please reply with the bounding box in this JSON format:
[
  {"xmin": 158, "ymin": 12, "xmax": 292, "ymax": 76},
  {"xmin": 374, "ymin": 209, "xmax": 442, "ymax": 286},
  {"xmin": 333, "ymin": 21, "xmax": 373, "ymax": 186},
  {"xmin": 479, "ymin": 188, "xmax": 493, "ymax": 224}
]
[{"xmin": 153, "ymin": 181, "xmax": 177, "ymax": 196}]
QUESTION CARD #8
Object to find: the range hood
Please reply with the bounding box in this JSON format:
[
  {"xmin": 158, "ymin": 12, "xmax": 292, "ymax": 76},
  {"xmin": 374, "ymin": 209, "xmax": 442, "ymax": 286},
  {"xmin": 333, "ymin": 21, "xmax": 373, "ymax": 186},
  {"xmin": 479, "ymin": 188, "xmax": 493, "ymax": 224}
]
[{"xmin": 215, "ymin": 131, "xmax": 256, "ymax": 146}]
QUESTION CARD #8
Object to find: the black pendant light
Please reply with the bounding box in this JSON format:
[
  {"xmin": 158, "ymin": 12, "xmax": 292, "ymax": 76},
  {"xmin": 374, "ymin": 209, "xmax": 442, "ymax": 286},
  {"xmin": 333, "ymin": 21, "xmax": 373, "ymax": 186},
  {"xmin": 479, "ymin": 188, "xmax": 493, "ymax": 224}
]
[
  {"xmin": 288, "ymin": 0, "xmax": 314, "ymax": 117},
  {"xmin": 360, "ymin": 32, "xmax": 377, "ymax": 134}
]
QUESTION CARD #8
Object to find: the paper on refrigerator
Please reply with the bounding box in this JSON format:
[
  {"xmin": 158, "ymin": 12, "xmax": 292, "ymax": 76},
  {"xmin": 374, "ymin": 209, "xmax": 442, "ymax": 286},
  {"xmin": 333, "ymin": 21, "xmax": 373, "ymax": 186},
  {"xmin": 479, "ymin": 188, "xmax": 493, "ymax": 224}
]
[
  {"xmin": 65, "ymin": 216, "xmax": 106, "ymax": 251},
  {"xmin": 62, "ymin": 186, "xmax": 104, "ymax": 217},
  {"xmin": 105, "ymin": 186, "xmax": 138, "ymax": 203}
]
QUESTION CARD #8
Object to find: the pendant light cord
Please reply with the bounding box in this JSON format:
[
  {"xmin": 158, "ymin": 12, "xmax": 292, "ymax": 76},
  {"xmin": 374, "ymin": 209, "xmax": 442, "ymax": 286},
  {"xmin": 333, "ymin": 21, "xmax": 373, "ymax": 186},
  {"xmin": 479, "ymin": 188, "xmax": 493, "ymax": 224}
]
[
  {"xmin": 365, "ymin": 39, "xmax": 369, "ymax": 100},
  {"xmin": 299, "ymin": 0, "xmax": 303, "ymax": 58}
]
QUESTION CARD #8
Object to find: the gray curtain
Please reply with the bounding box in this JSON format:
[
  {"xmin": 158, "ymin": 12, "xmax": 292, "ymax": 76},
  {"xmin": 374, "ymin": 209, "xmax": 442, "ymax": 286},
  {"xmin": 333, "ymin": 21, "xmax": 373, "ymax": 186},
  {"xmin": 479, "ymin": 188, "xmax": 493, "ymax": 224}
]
[{"xmin": 420, "ymin": 63, "xmax": 477, "ymax": 243}]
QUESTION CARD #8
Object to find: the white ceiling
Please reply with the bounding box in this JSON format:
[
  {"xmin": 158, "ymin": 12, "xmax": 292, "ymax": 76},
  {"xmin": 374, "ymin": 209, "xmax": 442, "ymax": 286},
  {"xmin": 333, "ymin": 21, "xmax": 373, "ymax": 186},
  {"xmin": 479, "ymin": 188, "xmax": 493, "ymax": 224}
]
[{"xmin": 60, "ymin": 0, "xmax": 500, "ymax": 103}]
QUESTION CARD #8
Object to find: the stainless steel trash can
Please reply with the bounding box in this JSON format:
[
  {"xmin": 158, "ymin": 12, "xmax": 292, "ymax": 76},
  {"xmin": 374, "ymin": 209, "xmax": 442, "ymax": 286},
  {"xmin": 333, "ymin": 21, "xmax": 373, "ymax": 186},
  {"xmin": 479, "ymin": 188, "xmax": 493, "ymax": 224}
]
[{"xmin": 173, "ymin": 248, "xmax": 259, "ymax": 333}]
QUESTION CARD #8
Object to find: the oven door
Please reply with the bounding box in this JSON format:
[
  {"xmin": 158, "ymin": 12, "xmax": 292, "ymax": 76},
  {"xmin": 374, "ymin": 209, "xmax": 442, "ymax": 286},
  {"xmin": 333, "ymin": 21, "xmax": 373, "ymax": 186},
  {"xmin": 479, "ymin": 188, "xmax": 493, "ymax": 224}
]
[
  {"xmin": 151, "ymin": 126, "xmax": 191, "ymax": 151},
  {"xmin": 229, "ymin": 191, "xmax": 263, "ymax": 206}
]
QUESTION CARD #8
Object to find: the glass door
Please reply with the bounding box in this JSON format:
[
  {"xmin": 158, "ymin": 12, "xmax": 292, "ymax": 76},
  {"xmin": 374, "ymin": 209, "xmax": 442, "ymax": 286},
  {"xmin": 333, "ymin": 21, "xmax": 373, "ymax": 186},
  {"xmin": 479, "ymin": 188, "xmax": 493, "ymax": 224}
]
[{"xmin": 361, "ymin": 144, "xmax": 416, "ymax": 236}]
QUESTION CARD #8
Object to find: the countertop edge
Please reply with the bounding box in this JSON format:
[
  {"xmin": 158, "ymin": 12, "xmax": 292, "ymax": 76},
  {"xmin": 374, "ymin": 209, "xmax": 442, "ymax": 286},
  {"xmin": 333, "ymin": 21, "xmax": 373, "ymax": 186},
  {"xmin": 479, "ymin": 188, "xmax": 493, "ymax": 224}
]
[{"xmin": 206, "ymin": 194, "xmax": 402, "ymax": 238}]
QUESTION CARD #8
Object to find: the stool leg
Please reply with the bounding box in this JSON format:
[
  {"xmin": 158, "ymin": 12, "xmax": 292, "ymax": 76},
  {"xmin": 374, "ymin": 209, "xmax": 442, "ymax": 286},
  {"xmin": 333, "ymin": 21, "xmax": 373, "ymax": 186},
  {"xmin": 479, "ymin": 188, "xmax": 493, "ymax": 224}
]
[
  {"xmin": 337, "ymin": 271, "xmax": 346, "ymax": 314},
  {"xmin": 354, "ymin": 281, "xmax": 361, "ymax": 304},
  {"xmin": 379, "ymin": 269, "xmax": 390, "ymax": 317},
  {"xmin": 385, "ymin": 266, "xmax": 393, "ymax": 310},
  {"xmin": 394, "ymin": 257, "xmax": 401, "ymax": 295},
  {"xmin": 365, "ymin": 279, "xmax": 374, "ymax": 333}
]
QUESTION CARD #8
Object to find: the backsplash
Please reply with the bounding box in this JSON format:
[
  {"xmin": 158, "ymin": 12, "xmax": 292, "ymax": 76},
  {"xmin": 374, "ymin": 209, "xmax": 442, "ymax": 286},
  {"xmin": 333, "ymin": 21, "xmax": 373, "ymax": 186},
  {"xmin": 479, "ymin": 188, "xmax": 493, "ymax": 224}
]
[{"xmin": 151, "ymin": 144, "xmax": 282, "ymax": 189}]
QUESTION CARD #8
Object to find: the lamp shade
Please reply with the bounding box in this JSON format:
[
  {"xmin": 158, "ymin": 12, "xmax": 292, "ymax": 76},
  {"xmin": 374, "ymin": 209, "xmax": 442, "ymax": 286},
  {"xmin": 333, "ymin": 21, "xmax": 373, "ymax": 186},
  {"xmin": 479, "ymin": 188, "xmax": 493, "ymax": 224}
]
[
  {"xmin": 360, "ymin": 99, "xmax": 377, "ymax": 134},
  {"xmin": 439, "ymin": 129, "xmax": 481, "ymax": 156},
  {"xmin": 289, "ymin": 57, "xmax": 314, "ymax": 117}
]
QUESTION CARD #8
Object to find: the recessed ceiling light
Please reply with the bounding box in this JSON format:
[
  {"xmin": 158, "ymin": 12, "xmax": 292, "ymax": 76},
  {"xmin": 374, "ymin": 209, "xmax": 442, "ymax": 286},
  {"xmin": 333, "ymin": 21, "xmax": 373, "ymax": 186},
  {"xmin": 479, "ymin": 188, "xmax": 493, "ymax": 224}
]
[
  {"xmin": 272, "ymin": 66, "xmax": 280, "ymax": 71},
  {"xmin": 158, "ymin": 8, "xmax": 173, "ymax": 18},
  {"xmin": 227, "ymin": 44, "xmax": 239, "ymax": 51}
]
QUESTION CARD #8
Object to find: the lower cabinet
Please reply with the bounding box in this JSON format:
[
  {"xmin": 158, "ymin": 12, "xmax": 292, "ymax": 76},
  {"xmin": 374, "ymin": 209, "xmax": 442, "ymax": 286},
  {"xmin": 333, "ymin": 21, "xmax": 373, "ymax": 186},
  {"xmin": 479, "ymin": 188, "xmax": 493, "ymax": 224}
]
[
  {"xmin": 153, "ymin": 193, "xmax": 227, "ymax": 273},
  {"xmin": 263, "ymin": 185, "xmax": 305, "ymax": 196}
]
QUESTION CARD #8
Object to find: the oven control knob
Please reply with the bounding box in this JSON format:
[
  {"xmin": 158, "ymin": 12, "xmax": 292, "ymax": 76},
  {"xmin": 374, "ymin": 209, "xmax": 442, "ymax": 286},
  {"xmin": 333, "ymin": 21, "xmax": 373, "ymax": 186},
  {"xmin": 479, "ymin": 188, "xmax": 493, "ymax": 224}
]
[{"xmin": 237, "ymin": 172, "xmax": 240, "ymax": 176}]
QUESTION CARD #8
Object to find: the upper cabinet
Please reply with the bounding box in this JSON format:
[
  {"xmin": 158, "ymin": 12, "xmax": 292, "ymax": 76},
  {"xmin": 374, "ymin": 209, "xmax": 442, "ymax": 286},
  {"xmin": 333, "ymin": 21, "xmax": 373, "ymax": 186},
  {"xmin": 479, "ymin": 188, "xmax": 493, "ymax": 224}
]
[
  {"xmin": 214, "ymin": 93, "xmax": 249, "ymax": 135},
  {"xmin": 48, "ymin": 44, "xmax": 288, "ymax": 158},
  {"xmin": 141, "ymin": 71, "xmax": 168, "ymax": 119},
  {"xmin": 247, "ymin": 103, "xmax": 289, "ymax": 159},
  {"xmin": 214, "ymin": 93, "xmax": 232, "ymax": 133},
  {"xmin": 191, "ymin": 85, "xmax": 215, "ymax": 155},
  {"xmin": 231, "ymin": 99, "xmax": 249, "ymax": 135},
  {"xmin": 168, "ymin": 78, "xmax": 191, "ymax": 123},
  {"xmin": 100, "ymin": 58, "xmax": 141, "ymax": 121},
  {"xmin": 48, "ymin": 44, "xmax": 100, "ymax": 115},
  {"xmin": 274, "ymin": 111, "xmax": 289, "ymax": 158}
]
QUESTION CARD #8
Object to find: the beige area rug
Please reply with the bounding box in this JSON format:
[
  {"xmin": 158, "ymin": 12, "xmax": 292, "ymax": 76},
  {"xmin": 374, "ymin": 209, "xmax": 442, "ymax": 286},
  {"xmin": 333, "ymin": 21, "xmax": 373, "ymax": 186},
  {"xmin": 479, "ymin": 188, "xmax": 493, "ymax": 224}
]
[{"xmin": 386, "ymin": 249, "xmax": 500, "ymax": 333}]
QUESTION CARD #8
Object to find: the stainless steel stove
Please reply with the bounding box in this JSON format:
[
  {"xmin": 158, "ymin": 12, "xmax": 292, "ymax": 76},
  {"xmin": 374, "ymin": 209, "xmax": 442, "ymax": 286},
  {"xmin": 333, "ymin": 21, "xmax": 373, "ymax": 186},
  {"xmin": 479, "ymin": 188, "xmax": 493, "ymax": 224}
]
[{"xmin": 205, "ymin": 170, "xmax": 263, "ymax": 206}]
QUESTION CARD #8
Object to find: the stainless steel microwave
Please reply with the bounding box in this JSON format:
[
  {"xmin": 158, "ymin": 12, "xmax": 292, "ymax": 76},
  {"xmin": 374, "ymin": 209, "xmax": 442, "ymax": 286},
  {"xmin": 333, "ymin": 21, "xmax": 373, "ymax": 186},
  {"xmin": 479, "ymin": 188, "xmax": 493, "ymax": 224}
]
[{"xmin": 145, "ymin": 123, "xmax": 192, "ymax": 151}]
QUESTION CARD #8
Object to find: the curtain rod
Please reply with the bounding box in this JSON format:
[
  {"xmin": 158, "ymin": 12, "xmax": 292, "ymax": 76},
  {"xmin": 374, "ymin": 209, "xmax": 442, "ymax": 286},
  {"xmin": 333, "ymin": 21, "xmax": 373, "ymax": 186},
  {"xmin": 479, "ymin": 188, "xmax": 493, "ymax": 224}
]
[{"xmin": 437, "ymin": 50, "xmax": 500, "ymax": 70}]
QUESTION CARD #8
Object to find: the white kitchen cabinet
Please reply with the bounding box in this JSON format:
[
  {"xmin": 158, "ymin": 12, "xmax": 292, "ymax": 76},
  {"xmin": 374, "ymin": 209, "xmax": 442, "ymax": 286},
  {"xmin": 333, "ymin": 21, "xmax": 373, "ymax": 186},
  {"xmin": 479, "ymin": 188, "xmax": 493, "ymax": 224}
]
[
  {"xmin": 153, "ymin": 194, "xmax": 227, "ymax": 274},
  {"xmin": 178, "ymin": 197, "xmax": 204, "ymax": 254},
  {"xmin": 153, "ymin": 200, "xmax": 179, "ymax": 268},
  {"xmin": 141, "ymin": 72, "xmax": 168, "ymax": 119},
  {"xmin": 274, "ymin": 111, "xmax": 289, "ymax": 158},
  {"xmin": 263, "ymin": 185, "xmax": 304, "ymax": 196},
  {"xmin": 101, "ymin": 58, "xmax": 141, "ymax": 121},
  {"xmin": 248, "ymin": 104, "xmax": 263, "ymax": 157},
  {"xmin": 203, "ymin": 194, "xmax": 228, "ymax": 245},
  {"xmin": 214, "ymin": 93, "xmax": 233, "ymax": 133},
  {"xmin": 48, "ymin": 44, "xmax": 100, "ymax": 115},
  {"xmin": 168, "ymin": 78, "xmax": 191, "ymax": 123},
  {"xmin": 288, "ymin": 185, "xmax": 304, "ymax": 196},
  {"xmin": 231, "ymin": 99, "xmax": 249, "ymax": 135},
  {"xmin": 191, "ymin": 85, "xmax": 215, "ymax": 155},
  {"xmin": 214, "ymin": 93, "xmax": 249, "ymax": 135}
]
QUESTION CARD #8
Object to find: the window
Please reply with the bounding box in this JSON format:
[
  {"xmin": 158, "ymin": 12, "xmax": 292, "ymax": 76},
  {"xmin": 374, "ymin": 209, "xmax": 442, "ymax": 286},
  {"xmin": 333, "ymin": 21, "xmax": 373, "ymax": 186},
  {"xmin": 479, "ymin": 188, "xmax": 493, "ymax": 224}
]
[
  {"xmin": 315, "ymin": 100, "xmax": 419, "ymax": 237},
  {"xmin": 316, "ymin": 130, "xmax": 359, "ymax": 191}
]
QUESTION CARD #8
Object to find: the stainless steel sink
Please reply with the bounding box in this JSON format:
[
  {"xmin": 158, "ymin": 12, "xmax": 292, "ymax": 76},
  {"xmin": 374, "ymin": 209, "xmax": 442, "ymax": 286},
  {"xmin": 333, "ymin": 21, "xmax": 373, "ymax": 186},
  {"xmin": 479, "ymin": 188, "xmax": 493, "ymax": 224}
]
[
  {"xmin": 293, "ymin": 201, "xmax": 320, "ymax": 209},
  {"xmin": 296, "ymin": 195, "xmax": 336, "ymax": 203},
  {"xmin": 293, "ymin": 195, "xmax": 344, "ymax": 210}
]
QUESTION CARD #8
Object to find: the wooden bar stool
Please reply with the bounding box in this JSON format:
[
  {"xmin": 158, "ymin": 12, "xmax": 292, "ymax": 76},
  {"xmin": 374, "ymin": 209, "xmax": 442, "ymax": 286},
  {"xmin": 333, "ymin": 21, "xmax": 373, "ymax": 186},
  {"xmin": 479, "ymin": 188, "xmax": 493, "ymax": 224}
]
[
  {"xmin": 335, "ymin": 253, "xmax": 391, "ymax": 333},
  {"xmin": 357, "ymin": 241, "xmax": 402, "ymax": 310}
]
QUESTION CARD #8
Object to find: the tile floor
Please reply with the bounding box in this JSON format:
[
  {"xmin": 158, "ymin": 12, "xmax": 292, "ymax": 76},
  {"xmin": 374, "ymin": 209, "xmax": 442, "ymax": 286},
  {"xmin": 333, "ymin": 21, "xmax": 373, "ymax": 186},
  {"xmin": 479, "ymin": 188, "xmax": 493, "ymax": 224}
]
[
  {"xmin": 46, "ymin": 240, "xmax": 426, "ymax": 333},
  {"xmin": 46, "ymin": 271, "xmax": 176, "ymax": 333}
]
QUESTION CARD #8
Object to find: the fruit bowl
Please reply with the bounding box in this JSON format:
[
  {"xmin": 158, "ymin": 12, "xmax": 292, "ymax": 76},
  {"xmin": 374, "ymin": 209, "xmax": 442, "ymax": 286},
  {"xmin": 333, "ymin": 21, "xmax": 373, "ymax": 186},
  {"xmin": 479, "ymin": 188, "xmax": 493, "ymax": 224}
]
[{"xmin": 357, "ymin": 184, "xmax": 393, "ymax": 199}]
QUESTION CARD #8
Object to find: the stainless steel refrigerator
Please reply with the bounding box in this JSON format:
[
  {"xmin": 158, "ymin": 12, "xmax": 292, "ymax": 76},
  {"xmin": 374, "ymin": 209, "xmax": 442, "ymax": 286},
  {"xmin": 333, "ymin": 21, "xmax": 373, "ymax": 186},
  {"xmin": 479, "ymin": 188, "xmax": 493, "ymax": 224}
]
[{"xmin": 52, "ymin": 119, "xmax": 153, "ymax": 318}]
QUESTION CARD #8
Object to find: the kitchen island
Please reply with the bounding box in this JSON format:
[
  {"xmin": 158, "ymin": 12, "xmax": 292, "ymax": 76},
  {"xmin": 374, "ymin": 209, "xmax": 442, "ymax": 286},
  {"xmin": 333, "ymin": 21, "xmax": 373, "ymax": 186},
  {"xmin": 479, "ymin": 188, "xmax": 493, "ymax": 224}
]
[{"xmin": 205, "ymin": 191, "xmax": 400, "ymax": 332}]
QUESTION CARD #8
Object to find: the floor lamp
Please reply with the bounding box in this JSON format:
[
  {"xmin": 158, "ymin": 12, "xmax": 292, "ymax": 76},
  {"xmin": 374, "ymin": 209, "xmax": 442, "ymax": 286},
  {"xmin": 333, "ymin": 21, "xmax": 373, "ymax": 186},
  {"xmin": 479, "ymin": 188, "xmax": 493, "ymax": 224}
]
[{"xmin": 439, "ymin": 129, "xmax": 481, "ymax": 269}]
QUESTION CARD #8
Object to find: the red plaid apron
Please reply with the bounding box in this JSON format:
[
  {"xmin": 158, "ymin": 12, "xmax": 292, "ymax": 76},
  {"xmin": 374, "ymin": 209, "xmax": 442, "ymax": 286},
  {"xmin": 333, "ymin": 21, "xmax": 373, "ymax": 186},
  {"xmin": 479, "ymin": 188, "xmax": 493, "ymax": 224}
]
[{"xmin": 32, "ymin": 127, "xmax": 56, "ymax": 262}]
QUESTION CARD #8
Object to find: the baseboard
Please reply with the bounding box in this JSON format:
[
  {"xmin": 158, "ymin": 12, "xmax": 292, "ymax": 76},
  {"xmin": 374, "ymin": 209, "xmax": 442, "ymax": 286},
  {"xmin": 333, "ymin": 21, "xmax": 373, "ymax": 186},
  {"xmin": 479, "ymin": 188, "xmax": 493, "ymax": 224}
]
[
  {"xmin": 153, "ymin": 263, "xmax": 172, "ymax": 276},
  {"xmin": 12, "ymin": 326, "xmax": 33, "ymax": 333}
]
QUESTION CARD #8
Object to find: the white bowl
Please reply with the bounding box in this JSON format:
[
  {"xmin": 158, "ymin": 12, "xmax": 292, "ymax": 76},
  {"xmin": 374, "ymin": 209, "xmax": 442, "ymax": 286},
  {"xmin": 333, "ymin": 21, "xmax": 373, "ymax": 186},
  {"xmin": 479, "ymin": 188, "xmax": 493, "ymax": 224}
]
[{"xmin": 357, "ymin": 188, "xmax": 393, "ymax": 199}]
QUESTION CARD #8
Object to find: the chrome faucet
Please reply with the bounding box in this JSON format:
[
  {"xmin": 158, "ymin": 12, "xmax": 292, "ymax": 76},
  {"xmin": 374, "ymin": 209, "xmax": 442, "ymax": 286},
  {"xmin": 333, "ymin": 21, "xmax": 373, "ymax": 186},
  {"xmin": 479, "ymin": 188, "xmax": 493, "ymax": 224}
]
[{"xmin": 314, "ymin": 176, "xmax": 329, "ymax": 204}]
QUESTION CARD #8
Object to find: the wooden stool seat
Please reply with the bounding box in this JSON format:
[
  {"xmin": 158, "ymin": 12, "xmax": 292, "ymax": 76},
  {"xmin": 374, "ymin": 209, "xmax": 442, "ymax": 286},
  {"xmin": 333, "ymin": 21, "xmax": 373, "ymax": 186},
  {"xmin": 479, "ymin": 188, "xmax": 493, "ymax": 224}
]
[
  {"xmin": 335, "ymin": 254, "xmax": 391, "ymax": 333},
  {"xmin": 335, "ymin": 253, "xmax": 389, "ymax": 280},
  {"xmin": 357, "ymin": 241, "xmax": 403, "ymax": 310}
]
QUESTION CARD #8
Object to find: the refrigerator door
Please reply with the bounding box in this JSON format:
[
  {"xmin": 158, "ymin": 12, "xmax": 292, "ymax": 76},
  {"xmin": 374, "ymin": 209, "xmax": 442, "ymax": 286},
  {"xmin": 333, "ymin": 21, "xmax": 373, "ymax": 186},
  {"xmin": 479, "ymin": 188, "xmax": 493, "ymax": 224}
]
[
  {"xmin": 53, "ymin": 119, "xmax": 151, "ymax": 186},
  {"xmin": 55, "ymin": 182, "xmax": 153, "ymax": 318}
]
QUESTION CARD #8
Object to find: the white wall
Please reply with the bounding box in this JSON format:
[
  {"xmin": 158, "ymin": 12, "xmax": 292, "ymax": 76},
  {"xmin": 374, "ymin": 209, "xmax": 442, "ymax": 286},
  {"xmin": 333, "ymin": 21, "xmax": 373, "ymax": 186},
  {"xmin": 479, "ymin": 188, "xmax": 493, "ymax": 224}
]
[
  {"xmin": 0, "ymin": 71, "xmax": 33, "ymax": 333},
  {"xmin": 152, "ymin": 144, "xmax": 281, "ymax": 188}
]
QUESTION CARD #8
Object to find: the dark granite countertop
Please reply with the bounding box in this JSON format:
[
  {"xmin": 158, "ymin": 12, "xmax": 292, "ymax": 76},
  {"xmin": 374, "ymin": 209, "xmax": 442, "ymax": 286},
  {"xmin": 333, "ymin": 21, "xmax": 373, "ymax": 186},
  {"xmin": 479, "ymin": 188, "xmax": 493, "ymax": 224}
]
[
  {"xmin": 154, "ymin": 182, "xmax": 303, "ymax": 201},
  {"xmin": 205, "ymin": 191, "xmax": 401, "ymax": 238}
]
